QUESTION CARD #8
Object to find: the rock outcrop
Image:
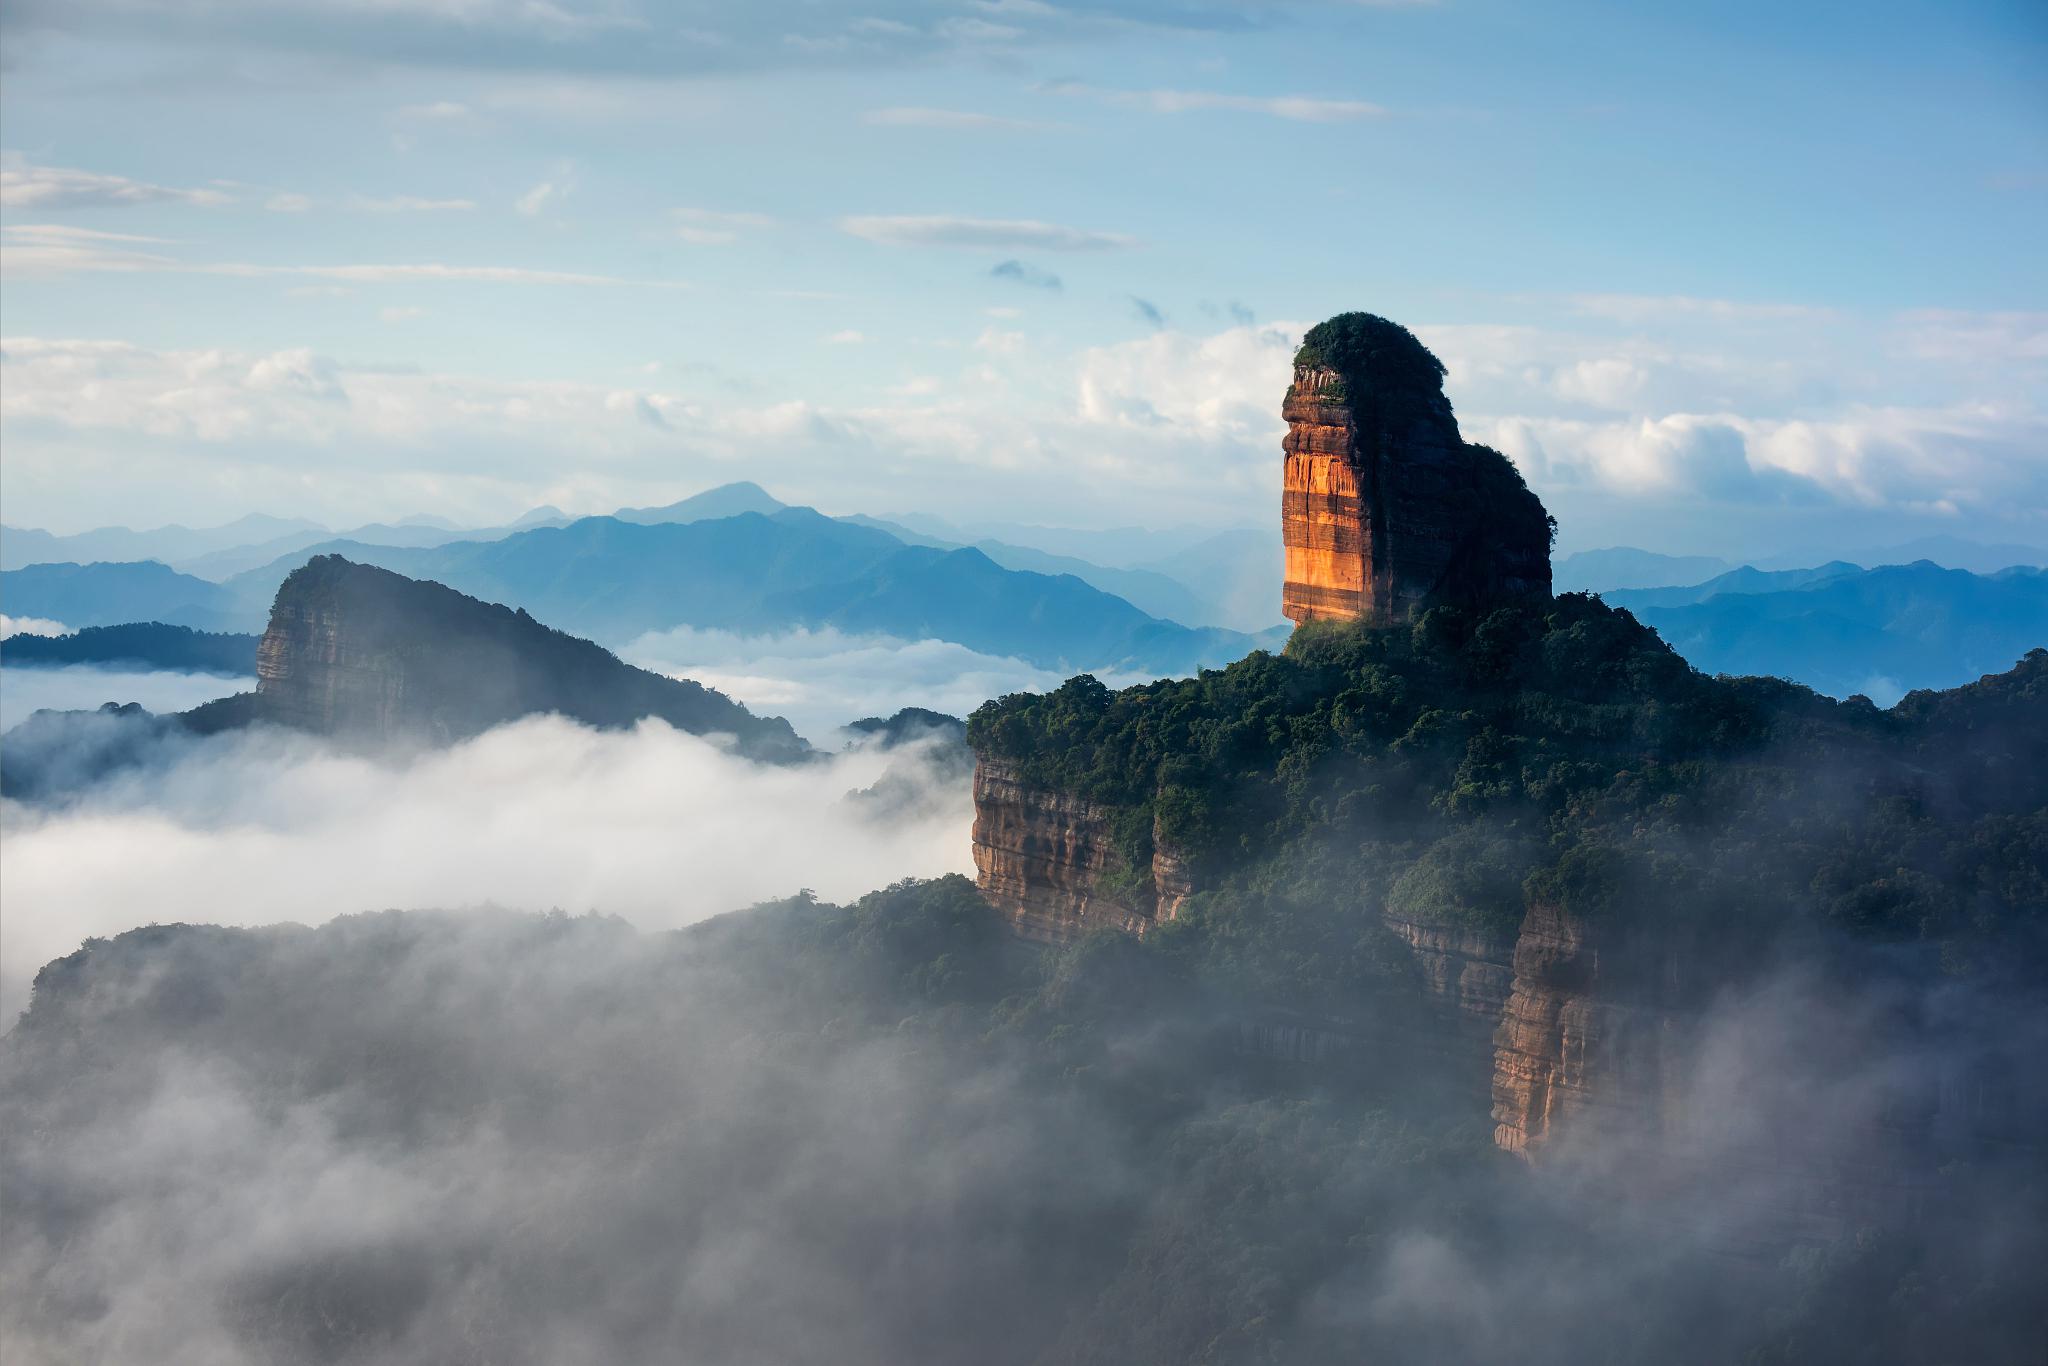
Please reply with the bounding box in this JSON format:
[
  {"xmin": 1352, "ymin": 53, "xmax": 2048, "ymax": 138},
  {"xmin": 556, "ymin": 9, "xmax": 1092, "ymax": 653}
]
[
  {"xmin": 971, "ymin": 757, "xmax": 1190, "ymax": 944},
  {"xmin": 232, "ymin": 555, "xmax": 808, "ymax": 760},
  {"xmin": 1282, "ymin": 313, "xmax": 1552, "ymax": 626},
  {"xmin": 1487, "ymin": 900, "xmax": 1685, "ymax": 1156}
]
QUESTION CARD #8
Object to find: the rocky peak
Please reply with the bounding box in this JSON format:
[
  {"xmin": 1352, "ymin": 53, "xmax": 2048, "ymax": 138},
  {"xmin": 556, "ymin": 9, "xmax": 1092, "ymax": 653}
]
[
  {"xmin": 1282, "ymin": 311, "xmax": 1553, "ymax": 627},
  {"xmin": 250, "ymin": 555, "xmax": 808, "ymax": 760}
]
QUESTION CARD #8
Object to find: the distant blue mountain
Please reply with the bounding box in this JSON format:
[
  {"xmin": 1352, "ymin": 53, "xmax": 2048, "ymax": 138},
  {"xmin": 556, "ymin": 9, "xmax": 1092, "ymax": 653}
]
[
  {"xmin": 613, "ymin": 481, "xmax": 786, "ymax": 525},
  {"xmin": 0, "ymin": 514, "xmax": 325, "ymax": 572},
  {"xmin": 10, "ymin": 508, "xmax": 1268, "ymax": 676},
  {"xmin": 1603, "ymin": 562, "xmax": 1865, "ymax": 609},
  {"xmin": 0, "ymin": 562, "xmax": 237, "ymax": 631},
  {"xmin": 1554, "ymin": 547, "xmax": 1733, "ymax": 594},
  {"xmin": 1607, "ymin": 561, "xmax": 2048, "ymax": 702}
]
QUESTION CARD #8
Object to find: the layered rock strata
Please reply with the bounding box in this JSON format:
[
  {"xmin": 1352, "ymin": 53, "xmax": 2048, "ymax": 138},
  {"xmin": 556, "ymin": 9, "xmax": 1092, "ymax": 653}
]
[
  {"xmin": 1488, "ymin": 900, "xmax": 1680, "ymax": 1156},
  {"xmin": 1380, "ymin": 914, "xmax": 1516, "ymax": 1069},
  {"xmin": 970, "ymin": 758, "xmax": 1190, "ymax": 944},
  {"xmin": 1281, "ymin": 314, "xmax": 1552, "ymax": 626}
]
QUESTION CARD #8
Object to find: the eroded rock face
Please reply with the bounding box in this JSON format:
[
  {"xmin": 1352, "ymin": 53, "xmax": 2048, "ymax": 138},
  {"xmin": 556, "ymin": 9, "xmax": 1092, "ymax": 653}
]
[
  {"xmin": 970, "ymin": 758, "xmax": 1188, "ymax": 944},
  {"xmin": 256, "ymin": 585, "xmax": 411, "ymax": 736},
  {"xmin": 1381, "ymin": 914, "xmax": 1516, "ymax": 1058},
  {"xmin": 1281, "ymin": 315, "xmax": 1552, "ymax": 627},
  {"xmin": 1489, "ymin": 900, "xmax": 1680, "ymax": 1157}
]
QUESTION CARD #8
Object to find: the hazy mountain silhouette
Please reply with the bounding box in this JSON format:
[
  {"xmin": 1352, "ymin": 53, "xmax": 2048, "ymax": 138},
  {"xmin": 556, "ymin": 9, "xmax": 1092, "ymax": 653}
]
[
  {"xmin": 1610, "ymin": 561, "xmax": 2048, "ymax": 700},
  {"xmin": 0, "ymin": 561, "xmax": 237, "ymax": 631},
  {"xmin": 1553, "ymin": 547, "xmax": 1734, "ymax": 594},
  {"xmin": 1, "ymin": 623, "xmax": 258, "ymax": 675},
  {"xmin": 194, "ymin": 510, "xmax": 1268, "ymax": 673}
]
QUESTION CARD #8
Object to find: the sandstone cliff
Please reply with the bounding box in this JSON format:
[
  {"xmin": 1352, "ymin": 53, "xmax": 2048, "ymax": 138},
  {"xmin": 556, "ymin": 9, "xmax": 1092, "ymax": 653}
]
[
  {"xmin": 971, "ymin": 757, "xmax": 1190, "ymax": 944},
  {"xmin": 231, "ymin": 555, "xmax": 807, "ymax": 760},
  {"xmin": 1282, "ymin": 313, "xmax": 1552, "ymax": 626}
]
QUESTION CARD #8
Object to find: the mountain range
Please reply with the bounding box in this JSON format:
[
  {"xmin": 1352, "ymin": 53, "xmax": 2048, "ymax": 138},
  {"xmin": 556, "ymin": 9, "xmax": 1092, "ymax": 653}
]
[
  {"xmin": 8, "ymin": 487, "xmax": 2047, "ymax": 698},
  {"xmin": 2, "ymin": 505, "xmax": 1273, "ymax": 677},
  {"xmin": 1609, "ymin": 560, "xmax": 2048, "ymax": 701}
]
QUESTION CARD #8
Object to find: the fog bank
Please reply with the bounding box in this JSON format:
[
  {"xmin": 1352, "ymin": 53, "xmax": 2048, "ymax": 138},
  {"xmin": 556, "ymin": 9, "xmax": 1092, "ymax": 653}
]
[
  {"xmin": 0, "ymin": 715, "xmax": 972, "ymax": 1019},
  {"xmin": 0, "ymin": 665, "xmax": 253, "ymax": 730},
  {"xmin": 622, "ymin": 625, "xmax": 1151, "ymax": 742}
]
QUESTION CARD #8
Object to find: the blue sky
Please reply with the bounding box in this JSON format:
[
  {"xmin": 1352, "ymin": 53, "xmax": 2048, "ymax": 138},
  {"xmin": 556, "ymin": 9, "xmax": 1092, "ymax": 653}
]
[{"xmin": 1, "ymin": 0, "xmax": 2042, "ymax": 558}]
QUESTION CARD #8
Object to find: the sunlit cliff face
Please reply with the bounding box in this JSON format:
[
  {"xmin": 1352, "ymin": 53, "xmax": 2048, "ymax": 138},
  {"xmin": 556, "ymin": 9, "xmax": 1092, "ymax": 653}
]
[{"xmin": 1281, "ymin": 313, "xmax": 1551, "ymax": 628}]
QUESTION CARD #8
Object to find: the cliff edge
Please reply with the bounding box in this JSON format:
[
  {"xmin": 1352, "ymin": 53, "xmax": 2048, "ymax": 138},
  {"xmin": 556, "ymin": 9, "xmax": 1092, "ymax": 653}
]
[
  {"xmin": 1283, "ymin": 312, "xmax": 1552, "ymax": 626},
  {"xmin": 226, "ymin": 554, "xmax": 808, "ymax": 760}
]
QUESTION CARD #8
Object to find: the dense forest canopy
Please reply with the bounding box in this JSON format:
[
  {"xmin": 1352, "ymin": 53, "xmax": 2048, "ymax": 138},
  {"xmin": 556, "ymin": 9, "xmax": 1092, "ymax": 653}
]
[{"xmin": 971, "ymin": 594, "xmax": 2048, "ymax": 1002}]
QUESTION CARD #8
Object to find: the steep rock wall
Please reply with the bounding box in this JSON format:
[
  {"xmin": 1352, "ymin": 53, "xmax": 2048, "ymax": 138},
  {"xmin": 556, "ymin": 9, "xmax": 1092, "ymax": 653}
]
[
  {"xmin": 1281, "ymin": 316, "xmax": 1552, "ymax": 627},
  {"xmin": 970, "ymin": 758, "xmax": 1189, "ymax": 945},
  {"xmin": 256, "ymin": 584, "xmax": 412, "ymax": 736},
  {"xmin": 1381, "ymin": 914, "xmax": 1516, "ymax": 1068},
  {"xmin": 1488, "ymin": 900, "xmax": 1684, "ymax": 1157},
  {"xmin": 248, "ymin": 555, "xmax": 807, "ymax": 759}
]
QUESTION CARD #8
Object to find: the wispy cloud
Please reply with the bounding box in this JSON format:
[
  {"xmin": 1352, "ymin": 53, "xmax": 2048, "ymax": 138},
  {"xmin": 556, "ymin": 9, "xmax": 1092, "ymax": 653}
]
[
  {"xmin": 1043, "ymin": 82, "xmax": 1384, "ymax": 123},
  {"xmin": 0, "ymin": 157, "xmax": 232, "ymax": 209},
  {"xmin": 516, "ymin": 180, "xmax": 563, "ymax": 216},
  {"xmin": 672, "ymin": 207, "xmax": 776, "ymax": 246},
  {"xmin": 863, "ymin": 107, "xmax": 1047, "ymax": 131},
  {"xmin": 1129, "ymin": 296, "xmax": 1166, "ymax": 329},
  {"xmin": 207, "ymin": 263, "xmax": 651, "ymax": 286},
  {"xmin": 396, "ymin": 100, "xmax": 475, "ymax": 121},
  {"xmin": 352, "ymin": 195, "xmax": 480, "ymax": 213},
  {"xmin": 990, "ymin": 259, "xmax": 1061, "ymax": 290},
  {"xmin": 0, "ymin": 235, "xmax": 663, "ymax": 286},
  {"xmin": 842, "ymin": 215, "xmax": 1138, "ymax": 251},
  {"xmin": 1564, "ymin": 293, "xmax": 1836, "ymax": 324}
]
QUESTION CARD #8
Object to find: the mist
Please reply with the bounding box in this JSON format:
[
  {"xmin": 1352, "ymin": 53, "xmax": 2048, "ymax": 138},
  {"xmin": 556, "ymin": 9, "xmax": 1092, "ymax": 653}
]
[
  {"xmin": 621, "ymin": 625, "xmax": 1151, "ymax": 743},
  {"xmin": 0, "ymin": 664, "xmax": 253, "ymax": 730},
  {"xmin": 4, "ymin": 899, "xmax": 2041, "ymax": 1366},
  {"xmin": 0, "ymin": 715, "xmax": 972, "ymax": 1020}
]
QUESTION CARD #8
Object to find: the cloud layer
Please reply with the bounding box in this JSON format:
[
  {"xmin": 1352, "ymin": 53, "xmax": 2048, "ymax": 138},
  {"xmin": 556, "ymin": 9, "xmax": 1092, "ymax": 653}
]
[
  {"xmin": 0, "ymin": 715, "xmax": 973, "ymax": 1018},
  {"xmin": 4, "ymin": 304, "xmax": 2044, "ymax": 554}
]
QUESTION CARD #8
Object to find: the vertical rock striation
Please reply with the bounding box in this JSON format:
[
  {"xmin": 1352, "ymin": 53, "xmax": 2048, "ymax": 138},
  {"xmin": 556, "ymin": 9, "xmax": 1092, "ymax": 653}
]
[
  {"xmin": 970, "ymin": 757, "xmax": 1190, "ymax": 944},
  {"xmin": 1281, "ymin": 313, "xmax": 1552, "ymax": 627}
]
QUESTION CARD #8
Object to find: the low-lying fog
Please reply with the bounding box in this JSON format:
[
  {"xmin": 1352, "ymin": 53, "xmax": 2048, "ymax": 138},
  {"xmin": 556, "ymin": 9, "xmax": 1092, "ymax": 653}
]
[
  {"xmin": 0, "ymin": 717, "xmax": 973, "ymax": 1020},
  {"xmin": 0, "ymin": 665, "xmax": 258, "ymax": 731},
  {"xmin": 621, "ymin": 625, "xmax": 1150, "ymax": 743}
]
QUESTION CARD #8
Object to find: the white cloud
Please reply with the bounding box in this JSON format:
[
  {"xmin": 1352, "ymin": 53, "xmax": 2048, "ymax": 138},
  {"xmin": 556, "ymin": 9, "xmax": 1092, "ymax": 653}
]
[
  {"xmin": 672, "ymin": 207, "xmax": 776, "ymax": 245},
  {"xmin": 937, "ymin": 16, "xmax": 1021, "ymax": 41},
  {"xmin": 862, "ymin": 107, "xmax": 1045, "ymax": 130},
  {"xmin": 1564, "ymin": 293, "xmax": 1835, "ymax": 325},
  {"xmin": 0, "ymin": 663, "xmax": 250, "ymax": 731},
  {"xmin": 380, "ymin": 305, "xmax": 429, "ymax": 322},
  {"xmin": 0, "ymin": 244, "xmax": 660, "ymax": 285},
  {"xmin": 0, "ymin": 615, "xmax": 69, "ymax": 640},
  {"xmin": 824, "ymin": 330, "xmax": 867, "ymax": 345},
  {"xmin": 0, "ymin": 716, "xmax": 975, "ymax": 1016},
  {"xmin": 0, "ymin": 156, "xmax": 232, "ymax": 210},
  {"xmin": 352, "ymin": 195, "xmax": 479, "ymax": 212},
  {"xmin": 515, "ymin": 179, "xmax": 564, "ymax": 216},
  {"xmin": 4, "ymin": 304, "xmax": 2042, "ymax": 547},
  {"xmin": 396, "ymin": 100, "xmax": 475, "ymax": 121},
  {"xmin": 973, "ymin": 326, "xmax": 1025, "ymax": 356},
  {"xmin": 840, "ymin": 214, "xmax": 1140, "ymax": 251},
  {"xmin": 621, "ymin": 625, "xmax": 1148, "ymax": 741},
  {"xmin": 1045, "ymin": 82, "xmax": 1385, "ymax": 122},
  {"xmin": 265, "ymin": 192, "xmax": 314, "ymax": 212}
]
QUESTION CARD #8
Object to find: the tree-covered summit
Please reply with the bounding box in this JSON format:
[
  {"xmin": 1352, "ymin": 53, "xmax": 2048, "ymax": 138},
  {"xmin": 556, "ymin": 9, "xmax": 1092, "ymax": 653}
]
[
  {"xmin": 1291, "ymin": 312, "xmax": 1448, "ymax": 399},
  {"xmin": 970, "ymin": 594, "xmax": 2048, "ymax": 998}
]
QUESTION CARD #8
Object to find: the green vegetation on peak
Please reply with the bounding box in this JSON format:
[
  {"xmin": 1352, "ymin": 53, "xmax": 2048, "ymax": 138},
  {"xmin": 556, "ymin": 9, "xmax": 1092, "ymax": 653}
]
[
  {"xmin": 1291, "ymin": 312, "xmax": 1446, "ymax": 394},
  {"xmin": 971, "ymin": 596, "xmax": 2048, "ymax": 1001}
]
